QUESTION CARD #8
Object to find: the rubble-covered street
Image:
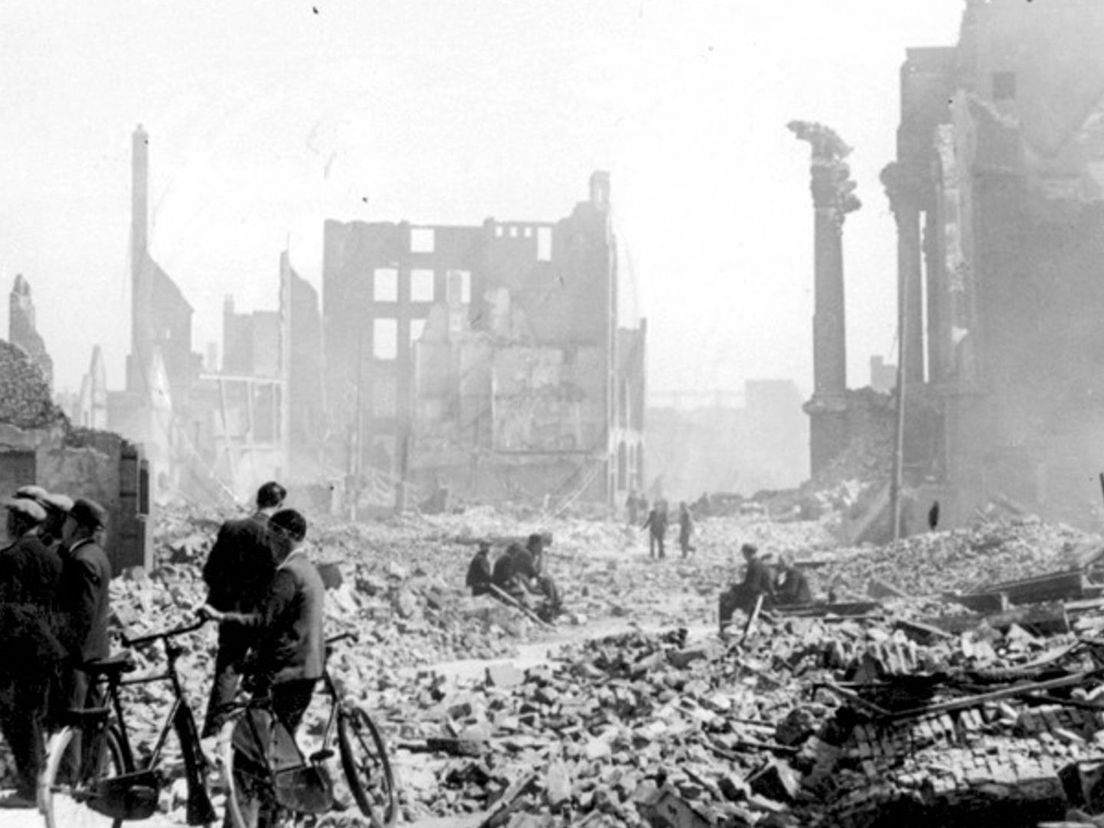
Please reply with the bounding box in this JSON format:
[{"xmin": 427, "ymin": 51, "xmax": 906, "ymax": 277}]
[{"xmin": 6, "ymin": 502, "xmax": 1104, "ymax": 826}]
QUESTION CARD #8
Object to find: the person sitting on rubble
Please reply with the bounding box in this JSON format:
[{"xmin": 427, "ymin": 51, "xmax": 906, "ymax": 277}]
[
  {"xmin": 200, "ymin": 508, "xmax": 326, "ymax": 827},
  {"xmin": 718, "ymin": 543, "xmax": 775, "ymax": 634},
  {"xmin": 527, "ymin": 533, "xmax": 563, "ymax": 621},
  {"xmin": 466, "ymin": 542, "xmax": 493, "ymax": 596},
  {"xmin": 491, "ymin": 542, "xmax": 539, "ymax": 603},
  {"xmin": 773, "ymin": 553, "xmax": 812, "ymax": 605}
]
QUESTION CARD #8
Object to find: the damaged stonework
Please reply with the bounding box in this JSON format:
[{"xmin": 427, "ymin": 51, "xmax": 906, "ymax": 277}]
[
  {"xmin": 8, "ymin": 274, "xmax": 53, "ymax": 389},
  {"xmin": 323, "ymin": 172, "xmax": 646, "ymax": 508}
]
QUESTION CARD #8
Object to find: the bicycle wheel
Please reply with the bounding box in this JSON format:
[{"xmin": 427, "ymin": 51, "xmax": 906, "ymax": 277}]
[
  {"xmin": 40, "ymin": 724, "xmax": 129, "ymax": 828},
  {"xmin": 338, "ymin": 706, "xmax": 397, "ymax": 827}
]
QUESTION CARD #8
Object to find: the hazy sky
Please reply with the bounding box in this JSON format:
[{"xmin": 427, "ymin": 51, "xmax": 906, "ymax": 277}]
[{"xmin": 0, "ymin": 0, "xmax": 963, "ymax": 399}]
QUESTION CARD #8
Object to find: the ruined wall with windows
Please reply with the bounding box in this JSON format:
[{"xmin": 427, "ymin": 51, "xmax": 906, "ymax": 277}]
[{"xmin": 322, "ymin": 173, "xmax": 646, "ymax": 505}]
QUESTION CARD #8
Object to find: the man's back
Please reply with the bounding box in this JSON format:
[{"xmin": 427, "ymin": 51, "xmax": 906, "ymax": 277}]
[
  {"xmin": 0, "ymin": 534, "xmax": 61, "ymax": 608},
  {"xmin": 58, "ymin": 539, "xmax": 111, "ymax": 662},
  {"xmin": 203, "ymin": 513, "xmax": 275, "ymax": 612},
  {"xmin": 254, "ymin": 551, "xmax": 325, "ymax": 684}
]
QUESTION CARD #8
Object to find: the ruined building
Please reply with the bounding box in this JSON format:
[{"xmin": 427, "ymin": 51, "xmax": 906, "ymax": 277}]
[
  {"xmin": 322, "ymin": 173, "xmax": 646, "ymax": 505},
  {"xmin": 888, "ymin": 0, "xmax": 1104, "ymax": 527},
  {"xmin": 9, "ymin": 274, "xmax": 53, "ymax": 389}
]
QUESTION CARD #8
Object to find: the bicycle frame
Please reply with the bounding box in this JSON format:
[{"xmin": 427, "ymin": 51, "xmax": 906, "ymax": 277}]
[{"xmin": 106, "ymin": 620, "xmax": 217, "ymax": 825}]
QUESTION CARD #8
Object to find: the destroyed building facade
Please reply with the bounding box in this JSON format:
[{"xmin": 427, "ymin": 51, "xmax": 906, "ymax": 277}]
[
  {"xmin": 322, "ymin": 173, "xmax": 646, "ymax": 505},
  {"xmin": 889, "ymin": 0, "xmax": 1104, "ymax": 528}
]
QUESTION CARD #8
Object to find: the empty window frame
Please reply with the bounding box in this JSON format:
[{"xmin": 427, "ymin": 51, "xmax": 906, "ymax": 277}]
[
  {"xmin": 372, "ymin": 318, "xmax": 398, "ymax": 360},
  {"xmin": 411, "ymin": 268, "xmax": 435, "ymax": 302},
  {"xmin": 373, "ymin": 268, "xmax": 398, "ymax": 302},
  {"xmin": 410, "ymin": 227, "xmax": 435, "ymax": 253},
  {"xmin": 537, "ymin": 227, "xmax": 552, "ymax": 261}
]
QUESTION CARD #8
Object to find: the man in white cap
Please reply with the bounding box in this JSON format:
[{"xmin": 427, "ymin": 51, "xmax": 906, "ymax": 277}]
[
  {"xmin": 15, "ymin": 485, "xmax": 72, "ymax": 550},
  {"xmin": 0, "ymin": 496, "xmax": 64, "ymax": 808}
]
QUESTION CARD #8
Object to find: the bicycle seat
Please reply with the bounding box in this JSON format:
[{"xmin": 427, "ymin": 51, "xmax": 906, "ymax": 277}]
[{"xmin": 80, "ymin": 653, "xmax": 137, "ymax": 678}]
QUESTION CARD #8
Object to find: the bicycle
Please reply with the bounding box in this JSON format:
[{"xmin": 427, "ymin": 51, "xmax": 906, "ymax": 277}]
[
  {"xmin": 218, "ymin": 631, "xmax": 398, "ymax": 828},
  {"xmin": 39, "ymin": 618, "xmax": 219, "ymax": 828}
]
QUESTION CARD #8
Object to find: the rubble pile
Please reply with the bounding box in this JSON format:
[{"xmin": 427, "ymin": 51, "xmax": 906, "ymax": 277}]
[
  {"xmin": 822, "ymin": 516, "xmax": 1096, "ymax": 598},
  {"xmin": 375, "ymin": 606, "xmax": 1104, "ymax": 827}
]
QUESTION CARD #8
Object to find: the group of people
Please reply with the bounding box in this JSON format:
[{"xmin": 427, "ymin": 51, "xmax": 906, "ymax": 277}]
[
  {"xmin": 0, "ymin": 486, "xmax": 113, "ymax": 808},
  {"xmin": 0, "ymin": 478, "xmax": 328, "ymax": 825},
  {"xmin": 637, "ymin": 497, "xmax": 695, "ymax": 559},
  {"xmin": 718, "ymin": 543, "xmax": 813, "ymax": 631},
  {"xmin": 465, "ymin": 532, "xmax": 563, "ymax": 621}
]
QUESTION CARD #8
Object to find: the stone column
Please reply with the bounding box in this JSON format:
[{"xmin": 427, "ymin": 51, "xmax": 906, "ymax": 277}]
[
  {"xmin": 882, "ymin": 162, "xmax": 926, "ymax": 386},
  {"xmin": 789, "ymin": 121, "xmax": 861, "ymax": 475}
]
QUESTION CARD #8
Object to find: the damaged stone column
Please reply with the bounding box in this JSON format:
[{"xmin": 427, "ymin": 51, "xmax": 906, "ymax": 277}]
[
  {"xmin": 789, "ymin": 121, "xmax": 861, "ymax": 476},
  {"xmin": 881, "ymin": 162, "xmax": 926, "ymax": 387}
]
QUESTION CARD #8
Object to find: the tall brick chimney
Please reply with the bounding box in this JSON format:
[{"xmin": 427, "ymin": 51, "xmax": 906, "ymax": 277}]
[{"xmin": 129, "ymin": 124, "xmax": 152, "ymax": 391}]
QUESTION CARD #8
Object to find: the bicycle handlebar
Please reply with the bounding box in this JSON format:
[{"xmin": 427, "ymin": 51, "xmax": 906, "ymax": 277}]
[
  {"xmin": 326, "ymin": 631, "xmax": 358, "ymax": 646},
  {"xmin": 121, "ymin": 617, "xmax": 209, "ymax": 648}
]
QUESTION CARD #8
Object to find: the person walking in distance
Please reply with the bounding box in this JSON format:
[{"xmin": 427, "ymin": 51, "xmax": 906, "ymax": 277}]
[
  {"xmin": 677, "ymin": 502, "xmax": 695, "ymax": 558},
  {"xmin": 642, "ymin": 501, "xmax": 668, "ymax": 559},
  {"xmin": 200, "ymin": 481, "xmax": 286, "ymax": 737}
]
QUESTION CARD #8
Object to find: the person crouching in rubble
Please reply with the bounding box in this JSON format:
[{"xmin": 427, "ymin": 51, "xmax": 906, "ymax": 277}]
[
  {"xmin": 492, "ymin": 542, "xmax": 537, "ymax": 603},
  {"xmin": 718, "ymin": 543, "xmax": 775, "ymax": 635},
  {"xmin": 200, "ymin": 509, "xmax": 325, "ymax": 828},
  {"xmin": 527, "ymin": 532, "xmax": 563, "ymax": 621},
  {"xmin": 466, "ymin": 542, "xmax": 493, "ymax": 596},
  {"xmin": 773, "ymin": 553, "xmax": 812, "ymax": 605}
]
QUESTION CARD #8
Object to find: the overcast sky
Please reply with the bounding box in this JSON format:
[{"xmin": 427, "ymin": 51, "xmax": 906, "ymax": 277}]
[{"xmin": 0, "ymin": 0, "xmax": 963, "ymax": 399}]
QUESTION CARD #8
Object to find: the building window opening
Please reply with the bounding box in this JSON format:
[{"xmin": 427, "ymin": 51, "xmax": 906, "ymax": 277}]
[
  {"xmin": 537, "ymin": 227, "xmax": 552, "ymax": 261},
  {"xmin": 411, "ymin": 269, "xmax": 435, "ymax": 302},
  {"xmin": 372, "ymin": 318, "xmax": 398, "ymax": 360},
  {"xmin": 373, "ymin": 268, "xmax": 398, "ymax": 302},
  {"xmin": 410, "ymin": 227, "xmax": 435, "ymax": 253},
  {"xmin": 993, "ymin": 71, "xmax": 1016, "ymax": 101}
]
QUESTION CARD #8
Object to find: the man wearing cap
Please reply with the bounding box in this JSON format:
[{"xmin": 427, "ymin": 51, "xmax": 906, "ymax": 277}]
[
  {"xmin": 201, "ymin": 480, "xmax": 286, "ymax": 737},
  {"xmin": 15, "ymin": 485, "xmax": 72, "ymax": 550},
  {"xmin": 54, "ymin": 498, "xmax": 112, "ymax": 784},
  {"xmin": 0, "ymin": 496, "xmax": 64, "ymax": 808}
]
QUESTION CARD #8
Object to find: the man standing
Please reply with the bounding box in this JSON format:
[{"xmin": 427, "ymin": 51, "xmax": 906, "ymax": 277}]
[
  {"xmin": 202, "ymin": 509, "xmax": 324, "ymax": 828},
  {"xmin": 677, "ymin": 502, "xmax": 694, "ymax": 558},
  {"xmin": 54, "ymin": 499, "xmax": 112, "ymax": 779},
  {"xmin": 0, "ymin": 497, "xmax": 63, "ymax": 808},
  {"xmin": 201, "ymin": 480, "xmax": 286, "ymax": 737},
  {"xmin": 642, "ymin": 501, "xmax": 668, "ymax": 559},
  {"xmin": 466, "ymin": 543, "xmax": 493, "ymax": 596},
  {"xmin": 14, "ymin": 485, "xmax": 72, "ymax": 550}
]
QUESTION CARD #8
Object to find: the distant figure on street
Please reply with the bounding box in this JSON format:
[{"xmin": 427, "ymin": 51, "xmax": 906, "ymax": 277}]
[
  {"xmin": 642, "ymin": 501, "xmax": 668, "ymax": 559},
  {"xmin": 200, "ymin": 480, "xmax": 286, "ymax": 737},
  {"xmin": 928, "ymin": 500, "xmax": 940, "ymax": 532},
  {"xmin": 677, "ymin": 502, "xmax": 695, "ymax": 558},
  {"xmin": 774, "ymin": 554, "xmax": 811, "ymax": 605},
  {"xmin": 466, "ymin": 543, "xmax": 493, "ymax": 596}
]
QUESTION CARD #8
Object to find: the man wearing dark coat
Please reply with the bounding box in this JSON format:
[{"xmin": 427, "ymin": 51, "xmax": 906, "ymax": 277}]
[
  {"xmin": 774, "ymin": 554, "xmax": 812, "ymax": 605},
  {"xmin": 200, "ymin": 480, "xmax": 286, "ymax": 737},
  {"xmin": 0, "ymin": 497, "xmax": 63, "ymax": 808},
  {"xmin": 642, "ymin": 503, "xmax": 668, "ymax": 559},
  {"xmin": 466, "ymin": 543, "xmax": 493, "ymax": 596},
  {"xmin": 55, "ymin": 498, "xmax": 112, "ymax": 783},
  {"xmin": 202, "ymin": 509, "xmax": 324, "ymax": 828}
]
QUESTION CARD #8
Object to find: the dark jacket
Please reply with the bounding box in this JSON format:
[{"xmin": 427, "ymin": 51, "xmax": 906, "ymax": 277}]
[
  {"xmin": 0, "ymin": 532, "xmax": 65, "ymax": 674},
  {"xmin": 678, "ymin": 512, "xmax": 693, "ymax": 542},
  {"xmin": 642, "ymin": 510, "xmax": 668, "ymax": 537},
  {"xmin": 466, "ymin": 552, "xmax": 492, "ymax": 595},
  {"xmin": 203, "ymin": 512, "xmax": 276, "ymax": 613},
  {"xmin": 776, "ymin": 568, "xmax": 812, "ymax": 605},
  {"xmin": 492, "ymin": 546, "xmax": 537, "ymax": 590},
  {"xmin": 224, "ymin": 548, "xmax": 325, "ymax": 685},
  {"xmin": 742, "ymin": 559, "xmax": 774, "ymax": 600},
  {"xmin": 57, "ymin": 538, "xmax": 112, "ymax": 663}
]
